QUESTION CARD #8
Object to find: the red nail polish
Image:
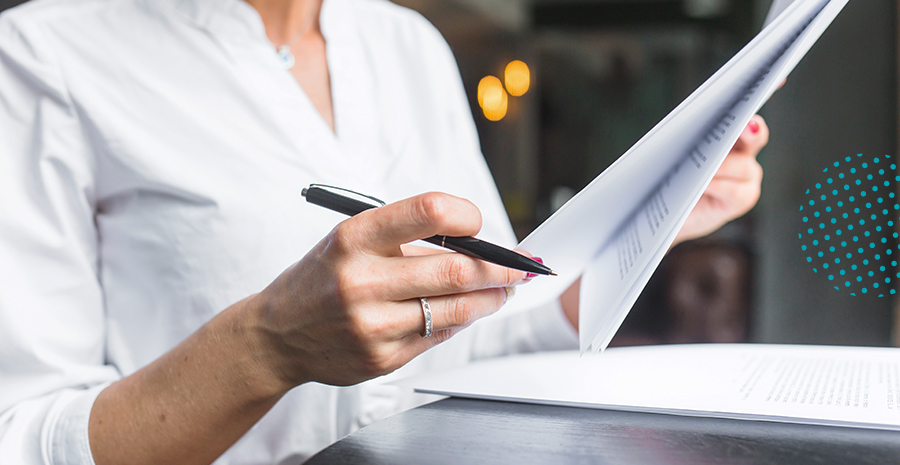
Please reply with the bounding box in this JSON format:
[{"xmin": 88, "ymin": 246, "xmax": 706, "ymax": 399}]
[
  {"xmin": 748, "ymin": 120, "xmax": 760, "ymax": 134},
  {"xmin": 526, "ymin": 272, "xmax": 538, "ymax": 279},
  {"xmin": 533, "ymin": 257, "xmax": 544, "ymax": 264}
]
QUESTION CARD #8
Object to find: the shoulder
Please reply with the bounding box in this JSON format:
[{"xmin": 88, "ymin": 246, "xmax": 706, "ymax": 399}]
[
  {"xmin": 0, "ymin": 0, "xmax": 106, "ymax": 95},
  {"xmin": 0, "ymin": 0, "xmax": 142, "ymax": 61},
  {"xmin": 0, "ymin": 0, "xmax": 117, "ymax": 31},
  {"xmin": 339, "ymin": 0, "xmax": 462, "ymax": 92},
  {"xmin": 346, "ymin": 0, "xmax": 438, "ymax": 33},
  {"xmin": 343, "ymin": 0, "xmax": 453, "ymax": 58}
]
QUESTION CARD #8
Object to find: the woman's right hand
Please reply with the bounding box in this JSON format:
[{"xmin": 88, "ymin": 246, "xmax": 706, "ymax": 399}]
[
  {"xmin": 87, "ymin": 193, "xmax": 528, "ymax": 465},
  {"xmin": 247, "ymin": 192, "xmax": 529, "ymax": 391}
]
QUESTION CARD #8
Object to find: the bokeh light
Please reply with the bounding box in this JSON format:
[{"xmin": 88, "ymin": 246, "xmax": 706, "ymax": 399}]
[
  {"xmin": 482, "ymin": 83, "xmax": 508, "ymax": 121},
  {"xmin": 504, "ymin": 60, "xmax": 530, "ymax": 97},
  {"xmin": 477, "ymin": 76, "xmax": 502, "ymax": 109}
]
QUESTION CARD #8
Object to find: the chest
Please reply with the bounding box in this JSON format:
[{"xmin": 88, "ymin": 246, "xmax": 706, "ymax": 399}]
[{"xmin": 55, "ymin": 17, "xmax": 467, "ymax": 291}]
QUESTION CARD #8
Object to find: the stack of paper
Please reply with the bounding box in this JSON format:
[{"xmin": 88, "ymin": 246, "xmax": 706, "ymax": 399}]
[
  {"xmin": 398, "ymin": 344, "xmax": 900, "ymax": 430},
  {"xmin": 503, "ymin": 0, "xmax": 850, "ymax": 353}
]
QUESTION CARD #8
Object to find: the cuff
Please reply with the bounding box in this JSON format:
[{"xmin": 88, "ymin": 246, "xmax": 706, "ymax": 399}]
[
  {"xmin": 526, "ymin": 298, "xmax": 579, "ymax": 352},
  {"xmin": 49, "ymin": 383, "xmax": 110, "ymax": 465},
  {"xmin": 468, "ymin": 296, "xmax": 579, "ymax": 360}
]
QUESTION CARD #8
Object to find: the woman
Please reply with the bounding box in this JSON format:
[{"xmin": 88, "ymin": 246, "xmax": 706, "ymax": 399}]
[{"xmin": 0, "ymin": 0, "xmax": 768, "ymax": 463}]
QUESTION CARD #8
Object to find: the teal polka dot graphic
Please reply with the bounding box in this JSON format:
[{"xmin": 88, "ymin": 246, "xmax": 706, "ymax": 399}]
[{"xmin": 799, "ymin": 154, "xmax": 896, "ymax": 297}]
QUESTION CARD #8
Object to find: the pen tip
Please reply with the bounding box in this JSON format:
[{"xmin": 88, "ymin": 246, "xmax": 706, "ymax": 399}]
[{"xmin": 549, "ymin": 270, "xmax": 558, "ymax": 276}]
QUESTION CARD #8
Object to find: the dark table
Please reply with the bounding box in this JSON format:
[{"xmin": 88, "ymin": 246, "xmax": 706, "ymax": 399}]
[{"xmin": 307, "ymin": 397, "xmax": 900, "ymax": 465}]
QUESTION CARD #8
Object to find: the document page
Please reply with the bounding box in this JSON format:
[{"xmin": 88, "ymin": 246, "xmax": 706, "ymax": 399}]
[
  {"xmin": 502, "ymin": 0, "xmax": 850, "ymax": 353},
  {"xmin": 396, "ymin": 344, "xmax": 900, "ymax": 431}
]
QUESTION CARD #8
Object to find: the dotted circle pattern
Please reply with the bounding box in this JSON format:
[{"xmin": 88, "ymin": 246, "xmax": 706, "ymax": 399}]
[{"xmin": 799, "ymin": 154, "xmax": 897, "ymax": 296}]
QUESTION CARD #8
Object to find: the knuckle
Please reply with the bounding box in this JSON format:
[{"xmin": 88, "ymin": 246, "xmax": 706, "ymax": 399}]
[
  {"xmin": 416, "ymin": 192, "xmax": 451, "ymax": 226},
  {"xmin": 332, "ymin": 268, "xmax": 368, "ymax": 306},
  {"xmin": 440, "ymin": 256, "xmax": 478, "ymax": 290},
  {"xmin": 414, "ymin": 193, "xmax": 482, "ymax": 236},
  {"xmin": 355, "ymin": 355, "xmax": 382, "ymax": 378},
  {"xmin": 447, "ymin": 294, "xmax": 478, "ymax": 327},
  {"xmin": 361, "ymin": 312, "xmax": 393, "ymax": 339},
  {"xmin": 342, "ymin": 301, "xmax": 395, "ymax": 341},
  {"xmin": 328, "ymin": 222, "xmax": 359, "ymax": 254},
  {"xmin": 359, "ymin": 347, "xmax": 399, "ymax": 377},
  {"xmin": 341, "ymin": 311, "xmax": 370, "ymax": 344},
  {"xmin": 343, "ymin": 310, "xmax": 372, "ymax": 338},
  {"xmin": 337, "ymin": 326, "xmax": 393, "ymax": 377},
  {"xmin": 429, "ymin": 328, "xmax": 456, "ymax": 345},
  {"xmin": 753, "ymin": 160, "xmax": 764, "ymax": 180},
  {"xmin": 748, "ymin": 183, "xmax": 762, "ymax": 204}
]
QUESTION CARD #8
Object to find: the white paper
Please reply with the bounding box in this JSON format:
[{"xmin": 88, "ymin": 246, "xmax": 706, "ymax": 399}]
[
  {"xmin": 504, "ymin": 0, "xmax": 849, "ymax": 353},
  {"xmin": 397, "ymin": 344, "xmax": 900, "ymax": 431}
]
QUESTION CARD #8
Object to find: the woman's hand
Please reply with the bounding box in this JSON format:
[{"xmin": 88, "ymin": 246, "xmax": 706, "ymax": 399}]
[
  {"xmin": 248, "ymin": 192, "xmax": 528, "ymax": 390},
  {"xmin": 672, "ymin": 114, "xmax": 768, "ymax": 245},
  {"xmin": 89, "ymin": 192, "xmax": 526, "ymax": 465},
  {"xmin": 559, "ymin": 115, "xmax": 770, "ymax": 331}
]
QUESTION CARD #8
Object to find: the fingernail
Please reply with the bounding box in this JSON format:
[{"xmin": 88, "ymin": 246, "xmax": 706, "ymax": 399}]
[
  {"xmin": 505, "ymin": 286, "xmax": 516, "ymax": 302},
  {"xmin": 748, "ymin": 120, "xmax": 760, "ymax": 134},
  {"xmin": 525, "ymin": 257, "xmax": 544, "ymax": 279}
]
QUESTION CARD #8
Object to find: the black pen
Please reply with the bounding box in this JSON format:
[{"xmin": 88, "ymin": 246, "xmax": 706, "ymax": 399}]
[{"xmin": 301, "ymin": 184, "xmax": 557, "ymax": 276}]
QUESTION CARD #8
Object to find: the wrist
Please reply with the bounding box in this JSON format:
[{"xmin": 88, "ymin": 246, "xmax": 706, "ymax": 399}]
[{"xmin": 218, "ymin": 293, "xmax": 300, "ymax": 401}]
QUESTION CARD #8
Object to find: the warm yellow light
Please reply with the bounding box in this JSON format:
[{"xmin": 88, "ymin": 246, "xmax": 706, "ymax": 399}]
[
  {"xmin": 482, "ymin": 85, "xmax": 508, "ymax": 121},
  {"xmin": 477, "ymin": 75, "xmax": 502, "ymax": 109},
  {"xmin": 504, "ymin": 60, "xmax": 530, "ymax": 97}
]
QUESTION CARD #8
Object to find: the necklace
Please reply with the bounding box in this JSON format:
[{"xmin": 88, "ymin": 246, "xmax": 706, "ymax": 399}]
[
  {"xmin": 276, "ymin": 44, "xmax": 297, "ymax": 69},
  {"xmin": 275, "ymin": 27, "xmax": 306, "ymax": 70}
]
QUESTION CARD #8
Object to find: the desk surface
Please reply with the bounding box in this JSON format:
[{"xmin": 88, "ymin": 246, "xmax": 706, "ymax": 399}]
[{"xmin": 307, "ymin": 397, "xmax": 900, "ymax": 465}]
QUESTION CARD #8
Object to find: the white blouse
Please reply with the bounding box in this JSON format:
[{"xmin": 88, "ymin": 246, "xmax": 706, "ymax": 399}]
[{"xmin": 0, "ymin": 0, "xmax": 576, "ymax": 463}]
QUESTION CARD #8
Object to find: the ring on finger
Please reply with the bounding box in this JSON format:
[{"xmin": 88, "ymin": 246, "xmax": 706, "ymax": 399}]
[{"xmin": 419, "ymin": 297, "xmax": 433, "ymax": 338}]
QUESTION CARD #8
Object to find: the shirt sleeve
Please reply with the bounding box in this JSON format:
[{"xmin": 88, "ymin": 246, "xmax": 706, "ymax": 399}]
[
  {"xmin": 409, "ymin": 14, "xmax": 579, "ymax": 359},
  {"xmin": 0, "ymin": 11, "xmax": 119, "ymax": 465}
]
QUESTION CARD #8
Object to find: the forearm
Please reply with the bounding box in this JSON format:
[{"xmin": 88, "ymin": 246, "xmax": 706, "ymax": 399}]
[{"xmin": 88, "ymin": 295, "xmax": 287, "ymax": 465}]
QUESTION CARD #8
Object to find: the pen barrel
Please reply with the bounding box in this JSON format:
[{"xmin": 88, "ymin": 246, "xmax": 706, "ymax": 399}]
[
  {"xmin": 425, "ymin": 235, "xmax": 553, "ymax": 275},
  {"xmin": 301, "ymin": 184, "xmax": 552, "ymax": 275}
]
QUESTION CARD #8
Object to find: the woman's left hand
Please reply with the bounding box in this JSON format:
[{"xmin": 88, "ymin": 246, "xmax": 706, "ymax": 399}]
[
  {"xmin": 672, "ymin": 114, "xmax": 769, "ymax": 245},
  {"xmin": 560, "ymin": 114, "xmax": 769, "ymax": 330}
]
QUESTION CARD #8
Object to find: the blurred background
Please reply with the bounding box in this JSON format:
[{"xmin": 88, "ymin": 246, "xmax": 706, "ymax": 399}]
[
  {"xmin": 391, "ymin": 0, "xmax": 898, "ymax": 348},
  {"xmin": 0, "ymin": 0, "xmax": 895, "ymax": 347}
]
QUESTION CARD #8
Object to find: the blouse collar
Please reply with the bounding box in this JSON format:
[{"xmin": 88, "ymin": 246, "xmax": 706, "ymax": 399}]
[
  {"xmin": 158, "ymin": 0, "xmax": 346, "ymax": 49},
  {"xmin": 161, "ymin": 0, "xmax": 265, "ymax": 40}
]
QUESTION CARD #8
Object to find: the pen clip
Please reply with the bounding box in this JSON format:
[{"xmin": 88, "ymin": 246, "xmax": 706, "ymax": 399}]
[{"xmin": 304, "ymin": 184, "xmax": 386, "ymax": 208}]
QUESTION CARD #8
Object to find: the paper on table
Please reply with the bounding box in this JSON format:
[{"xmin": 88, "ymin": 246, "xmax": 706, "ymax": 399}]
[
  {"xmin": 395, "ymin": 344, "xmax": 900, "ymax": 431},
  {"xmin": 503, "ymin": 0, "xmax": 849, "ymax": 353}
]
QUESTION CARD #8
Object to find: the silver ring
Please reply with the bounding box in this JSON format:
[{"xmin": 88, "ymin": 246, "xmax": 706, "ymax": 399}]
[{"xmin": 419, "ymin": 297, "xmax": 433, "ymax": 338}]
